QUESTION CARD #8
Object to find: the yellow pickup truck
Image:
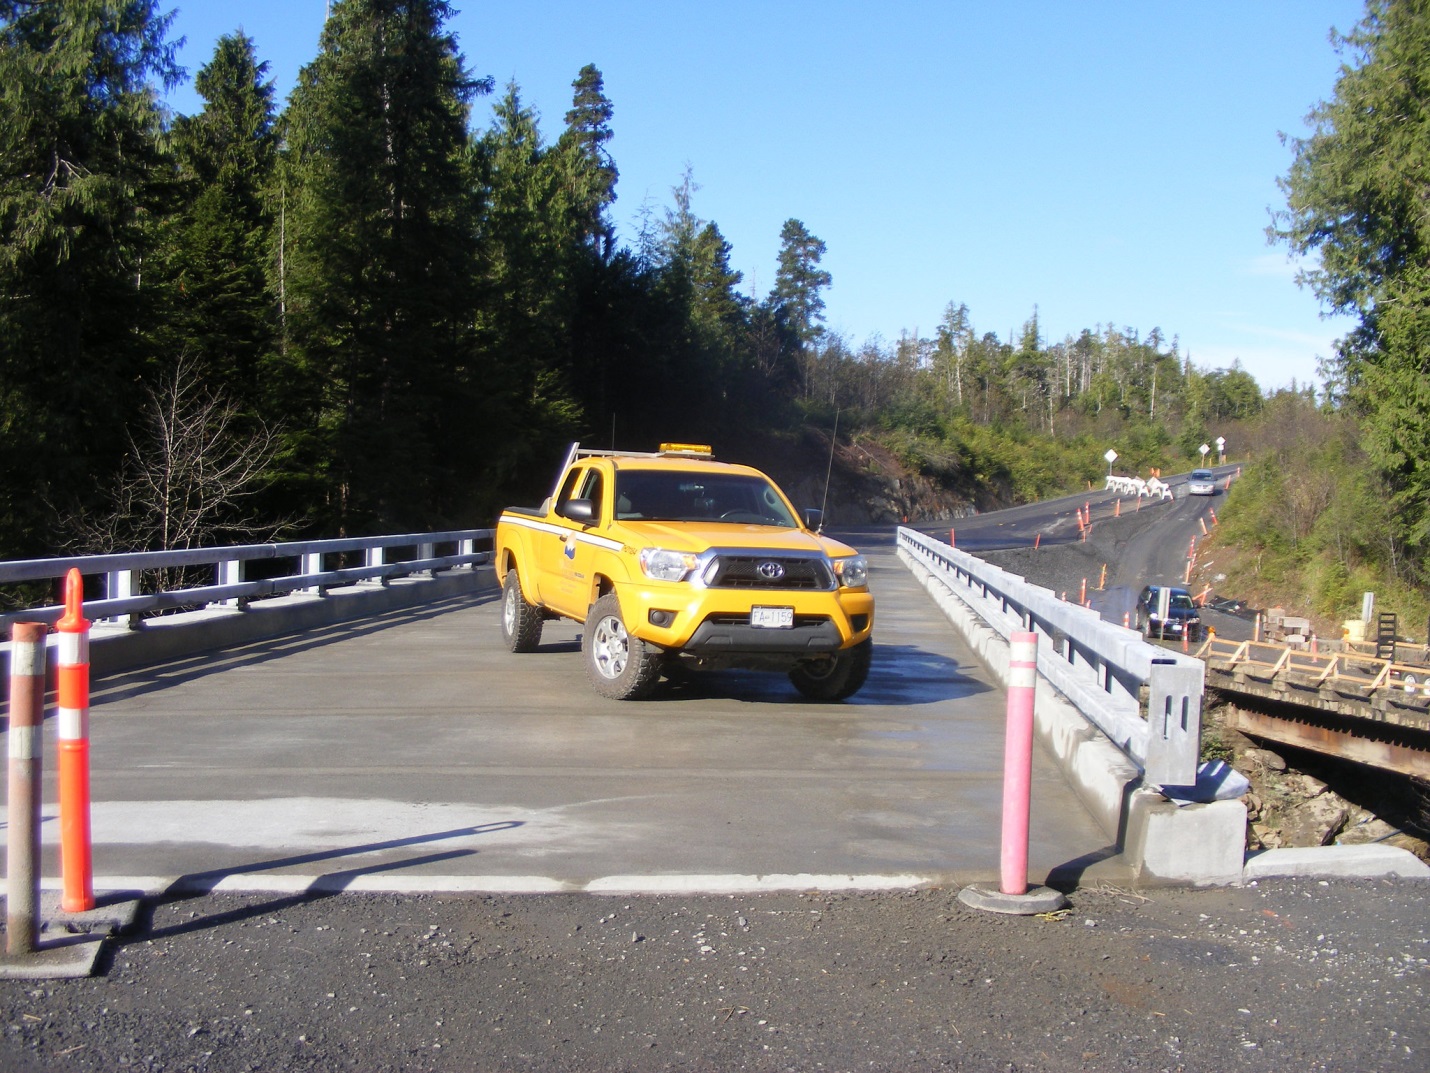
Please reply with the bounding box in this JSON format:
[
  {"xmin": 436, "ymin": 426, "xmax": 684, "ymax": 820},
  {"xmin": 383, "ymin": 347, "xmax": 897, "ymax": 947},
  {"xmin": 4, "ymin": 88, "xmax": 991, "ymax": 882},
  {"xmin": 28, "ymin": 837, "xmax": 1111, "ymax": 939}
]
[{"xmin": 494, "ymin": 443, "xmax": 874, "ymax": 701}]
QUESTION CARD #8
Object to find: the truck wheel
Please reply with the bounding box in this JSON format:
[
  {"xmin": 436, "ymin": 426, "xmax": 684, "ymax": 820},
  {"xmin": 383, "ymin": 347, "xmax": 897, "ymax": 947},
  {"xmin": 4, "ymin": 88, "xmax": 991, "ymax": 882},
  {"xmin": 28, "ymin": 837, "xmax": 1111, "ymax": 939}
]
[
  {"xmin": 789, "ymin": 639, "xmax": 873, "ymax": 702},
  {"xmin": 584, "ymin": 593, "xmax": 662, "ymax": 700},
  {"xmin": 501, "ymin": 569, "xmax": 543, "ymax": 652}
]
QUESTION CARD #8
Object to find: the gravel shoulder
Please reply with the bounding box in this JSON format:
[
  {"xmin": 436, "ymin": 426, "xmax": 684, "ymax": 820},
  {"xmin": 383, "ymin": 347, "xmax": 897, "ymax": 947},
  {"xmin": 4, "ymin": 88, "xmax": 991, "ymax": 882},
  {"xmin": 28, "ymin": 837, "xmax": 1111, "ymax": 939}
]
[{"xmin": 1, "ymin": 878, "xmax": 1425, "ymax": 1073}]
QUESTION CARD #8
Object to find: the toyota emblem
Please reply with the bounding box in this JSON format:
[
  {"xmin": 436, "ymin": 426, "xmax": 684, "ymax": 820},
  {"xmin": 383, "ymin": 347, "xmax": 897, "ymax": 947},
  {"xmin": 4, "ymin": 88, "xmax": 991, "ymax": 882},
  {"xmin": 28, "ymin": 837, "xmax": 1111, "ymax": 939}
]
[{"xmin": 757, "ymin": 561, "xmax": 785, "ymax": 580}]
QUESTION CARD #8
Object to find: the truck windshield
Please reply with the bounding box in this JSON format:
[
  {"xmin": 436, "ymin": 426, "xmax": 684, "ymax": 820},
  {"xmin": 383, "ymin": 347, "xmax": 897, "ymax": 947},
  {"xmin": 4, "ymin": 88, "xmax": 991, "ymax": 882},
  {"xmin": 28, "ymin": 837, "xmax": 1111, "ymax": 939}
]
[{"xmin": 614, "ymin": 471, "xmax": 798, "ymax": 527}]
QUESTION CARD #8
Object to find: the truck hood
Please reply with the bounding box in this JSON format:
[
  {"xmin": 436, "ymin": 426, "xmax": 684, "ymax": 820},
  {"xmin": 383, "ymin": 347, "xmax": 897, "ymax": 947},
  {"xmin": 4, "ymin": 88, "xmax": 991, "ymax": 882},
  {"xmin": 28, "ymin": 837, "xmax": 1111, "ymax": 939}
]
[{"xmin": 612, "ymin": 520, "xmax": 859, "ymax": 558}]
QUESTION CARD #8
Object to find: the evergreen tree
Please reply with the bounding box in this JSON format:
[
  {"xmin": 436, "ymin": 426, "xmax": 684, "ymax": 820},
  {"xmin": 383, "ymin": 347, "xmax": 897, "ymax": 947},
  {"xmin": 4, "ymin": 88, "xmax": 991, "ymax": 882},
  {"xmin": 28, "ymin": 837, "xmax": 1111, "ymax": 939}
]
[
  {"xmin": 689, "ymin": 221, "xmax": 745, "ymax": 347},
  {"xmin": 163, "ymin": 32, "xmax": 278, "ymax": 404},
  {"xmin": 474, "ymin": 82, "xmax": 587, "ymax": 472},
  {"xmin": 557, "ymin": 63, "xmax": 617, "ymax": 258},
  {"xmin": 0, "ymin": 0, "xmax": 180, "ymax": 555},
  {"xmin": 280, "ymin": 0, "xmax": 489, "ymax": 532},
  {"xmin": 932, "ymin": 302, "xmax": 973, "ymax": 409},
  {"xmin": 770, "ymin": 219, "xmax": 831, "ymax": 398},
  {"xmin": 770, "ymin": 218, "xmax": 831, "ymax": 346},
  {"xmin": 1272, "ymin": 0, "xmax": 1430, "ymax": 554}
]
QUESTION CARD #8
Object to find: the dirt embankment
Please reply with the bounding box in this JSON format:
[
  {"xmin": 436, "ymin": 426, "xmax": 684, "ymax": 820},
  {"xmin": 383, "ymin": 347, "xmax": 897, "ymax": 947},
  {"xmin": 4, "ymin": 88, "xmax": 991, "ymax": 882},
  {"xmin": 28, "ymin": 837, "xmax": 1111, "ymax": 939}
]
[{"xmin": 727, "ymin": 428, "xmax": 980, "ymax": 525}]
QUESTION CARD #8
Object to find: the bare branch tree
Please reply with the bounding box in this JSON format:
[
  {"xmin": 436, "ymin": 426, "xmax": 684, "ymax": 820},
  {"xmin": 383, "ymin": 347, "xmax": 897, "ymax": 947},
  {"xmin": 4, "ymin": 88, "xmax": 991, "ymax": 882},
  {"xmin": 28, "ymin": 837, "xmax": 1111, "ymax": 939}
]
[{"xmin": 71, "ymin": 357, "xmax": 295, "ymax": 557}]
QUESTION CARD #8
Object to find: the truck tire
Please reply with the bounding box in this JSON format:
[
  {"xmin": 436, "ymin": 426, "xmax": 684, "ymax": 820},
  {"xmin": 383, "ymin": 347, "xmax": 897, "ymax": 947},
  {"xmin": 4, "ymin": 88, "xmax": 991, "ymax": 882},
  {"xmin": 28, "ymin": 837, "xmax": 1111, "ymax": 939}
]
[
  {"xmin": 583, "ymin": 593, "xmax": 662, "ymax": 700},
  {"xmin": 501, "ymin": 569, "xmax": 544, "ymax": 652},
  {"xmin": 789, "ymin": 639, "xmax": 873, "ymax": 702}
]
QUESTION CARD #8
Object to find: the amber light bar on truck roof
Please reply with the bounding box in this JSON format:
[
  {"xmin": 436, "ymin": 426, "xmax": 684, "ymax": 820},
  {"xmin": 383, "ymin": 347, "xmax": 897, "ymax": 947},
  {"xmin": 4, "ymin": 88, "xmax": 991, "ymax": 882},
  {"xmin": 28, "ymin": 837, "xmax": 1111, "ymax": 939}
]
[
  {"xmin": 553, "ymin": 442, "xmax": 716, "ymax": 500},
  {"xmin": 568, "ymin": 442, "xmax": 714, "ymax": 460}
]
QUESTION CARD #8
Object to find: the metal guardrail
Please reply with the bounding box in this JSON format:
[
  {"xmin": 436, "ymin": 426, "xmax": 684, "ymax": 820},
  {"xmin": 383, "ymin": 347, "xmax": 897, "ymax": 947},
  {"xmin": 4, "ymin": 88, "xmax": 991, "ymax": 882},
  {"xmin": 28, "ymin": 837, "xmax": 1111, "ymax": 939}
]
[
  {"xmin": 897, "ymin": 526, "xmax": 1205, "ymax": 787},
  {"xmin": 0, "ymin": 530, "xmax": 494, "ymax": 630}
]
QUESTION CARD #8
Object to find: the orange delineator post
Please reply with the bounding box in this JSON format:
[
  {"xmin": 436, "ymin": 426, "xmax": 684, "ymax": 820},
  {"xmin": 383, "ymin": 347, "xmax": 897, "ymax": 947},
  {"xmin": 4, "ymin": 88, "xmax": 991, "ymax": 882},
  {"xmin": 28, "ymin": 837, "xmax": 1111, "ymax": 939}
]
[{"xmin": 56, "ymin": 568, "xmax": 94, "ymax": 913}]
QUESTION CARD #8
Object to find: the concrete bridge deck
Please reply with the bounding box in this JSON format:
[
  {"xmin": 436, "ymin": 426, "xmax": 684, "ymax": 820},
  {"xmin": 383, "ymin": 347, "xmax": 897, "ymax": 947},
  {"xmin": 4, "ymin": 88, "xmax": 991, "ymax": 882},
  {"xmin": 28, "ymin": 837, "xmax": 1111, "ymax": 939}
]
[{"xmin": 26, "ymin": 539, "xmax": 1126, "ymax": 895}]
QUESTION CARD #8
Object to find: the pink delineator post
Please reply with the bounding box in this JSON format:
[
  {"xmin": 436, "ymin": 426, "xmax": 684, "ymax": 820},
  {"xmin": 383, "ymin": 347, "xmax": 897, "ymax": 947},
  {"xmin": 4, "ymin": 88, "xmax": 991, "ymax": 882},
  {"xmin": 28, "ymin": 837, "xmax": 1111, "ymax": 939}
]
[{"xmin": 1000, "ymin": 632, "xmax": 1038, "ymax": 896}]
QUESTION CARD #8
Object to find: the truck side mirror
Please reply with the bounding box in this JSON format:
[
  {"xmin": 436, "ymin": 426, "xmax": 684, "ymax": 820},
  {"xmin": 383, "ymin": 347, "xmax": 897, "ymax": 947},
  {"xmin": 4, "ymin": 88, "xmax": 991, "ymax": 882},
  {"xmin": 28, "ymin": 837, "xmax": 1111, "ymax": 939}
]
[
  {"xmin": 803, "ymin": 508, "xmax": 824, "ymax": 531},
  {"xmin": 560, "ymin": 498, "xmax": 595, "ymax": 523}
]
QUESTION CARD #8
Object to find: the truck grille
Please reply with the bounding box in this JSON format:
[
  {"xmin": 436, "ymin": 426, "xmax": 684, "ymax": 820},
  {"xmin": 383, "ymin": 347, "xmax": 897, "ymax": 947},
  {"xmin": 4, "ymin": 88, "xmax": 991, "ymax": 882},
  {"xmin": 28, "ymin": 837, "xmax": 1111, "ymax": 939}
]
[{"xmin": 704, "ymin": 554, "xmax": 835, "ymax": 591}]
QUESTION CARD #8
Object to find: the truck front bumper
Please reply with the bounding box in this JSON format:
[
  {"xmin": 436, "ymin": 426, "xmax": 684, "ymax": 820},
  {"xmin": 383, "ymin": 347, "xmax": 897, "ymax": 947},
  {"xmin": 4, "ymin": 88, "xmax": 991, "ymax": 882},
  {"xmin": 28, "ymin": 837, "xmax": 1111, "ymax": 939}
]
[{"xmin": 621, "ymin": 583, "xmax": 875, "ymax": 654}]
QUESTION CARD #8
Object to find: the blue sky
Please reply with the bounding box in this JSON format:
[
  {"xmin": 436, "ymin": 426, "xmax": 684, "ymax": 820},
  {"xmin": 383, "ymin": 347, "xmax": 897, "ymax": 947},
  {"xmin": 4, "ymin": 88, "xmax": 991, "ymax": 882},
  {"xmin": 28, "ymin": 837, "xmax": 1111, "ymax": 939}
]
[{"xmin": 161, "ymin": 1, "xmax": 1366, "ymax": 392}]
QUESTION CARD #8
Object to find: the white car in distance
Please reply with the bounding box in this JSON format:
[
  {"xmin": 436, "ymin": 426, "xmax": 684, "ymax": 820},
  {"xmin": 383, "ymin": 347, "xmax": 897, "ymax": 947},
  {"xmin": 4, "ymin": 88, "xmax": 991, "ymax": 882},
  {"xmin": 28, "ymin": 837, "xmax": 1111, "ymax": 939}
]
[{"xmin": 1187, "ymin": 469, "xmax": 1217, "ymax": 496}]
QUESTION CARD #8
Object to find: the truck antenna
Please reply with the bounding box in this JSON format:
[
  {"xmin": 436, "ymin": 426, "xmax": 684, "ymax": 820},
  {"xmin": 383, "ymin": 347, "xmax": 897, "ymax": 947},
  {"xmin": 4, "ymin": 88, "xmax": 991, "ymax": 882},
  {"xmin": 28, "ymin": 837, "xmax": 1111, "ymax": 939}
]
[{"xmin": 818, "ymin": 409, "xmax": 839, "ymax": 533}]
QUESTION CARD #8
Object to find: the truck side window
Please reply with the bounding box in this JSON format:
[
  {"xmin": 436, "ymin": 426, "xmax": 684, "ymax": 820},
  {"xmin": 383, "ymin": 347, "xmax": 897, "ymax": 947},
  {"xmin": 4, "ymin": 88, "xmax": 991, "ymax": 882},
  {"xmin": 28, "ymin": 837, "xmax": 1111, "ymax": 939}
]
[
  {"xmin": 556, "ymin": 466, "xmax": 604, "ymax": 522},
  {"xmin": 577, "ymin": 469, "xmax": 604, "ymax": 517},
  {"xmin": 555, "ymin": 468, "xmax": 584, "ymax": 512}
]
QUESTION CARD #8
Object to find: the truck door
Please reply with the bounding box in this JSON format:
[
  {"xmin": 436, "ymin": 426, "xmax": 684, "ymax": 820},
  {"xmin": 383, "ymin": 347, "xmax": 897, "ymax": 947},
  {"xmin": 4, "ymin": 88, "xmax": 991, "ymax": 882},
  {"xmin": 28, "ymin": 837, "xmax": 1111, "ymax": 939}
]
[{"xmin": 546, "ymin": 465, "xmax": 607, "ymax": 619}]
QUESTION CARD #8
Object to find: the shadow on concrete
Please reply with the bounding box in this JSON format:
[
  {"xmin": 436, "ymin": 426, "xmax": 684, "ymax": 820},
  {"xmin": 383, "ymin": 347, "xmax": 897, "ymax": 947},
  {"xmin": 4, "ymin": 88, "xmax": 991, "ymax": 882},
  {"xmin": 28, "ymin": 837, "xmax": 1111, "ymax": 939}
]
[
  {"xmin": 94, "ymin": 821, "xmax": 525, "ymax": 974},
  {"xmin": 1046, "ymin": 844, "xmax": 1124, "ymax": 891},
  {"xmin": 89, "ymin": 592, "xmax": 496, "ymax": 706},
  {"xmin": 164, "ymin": 821, "xmax": 524, "ymax": 896},
  {"xmin": 633, "ymin": 642, "xmax": 992, "ymax": 707}
]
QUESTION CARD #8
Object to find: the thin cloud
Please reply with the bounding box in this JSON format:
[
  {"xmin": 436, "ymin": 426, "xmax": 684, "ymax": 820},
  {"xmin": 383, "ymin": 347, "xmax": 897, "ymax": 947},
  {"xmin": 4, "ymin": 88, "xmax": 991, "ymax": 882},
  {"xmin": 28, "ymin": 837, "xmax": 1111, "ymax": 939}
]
[{"xmin": 1242, "ymin": 252, "xmax": 1307, "ymax": 280}]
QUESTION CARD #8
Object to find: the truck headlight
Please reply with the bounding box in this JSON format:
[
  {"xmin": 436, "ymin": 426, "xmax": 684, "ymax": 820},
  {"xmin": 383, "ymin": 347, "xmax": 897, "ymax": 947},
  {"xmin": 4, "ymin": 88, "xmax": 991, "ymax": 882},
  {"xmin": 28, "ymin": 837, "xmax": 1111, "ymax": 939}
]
[
  {"xmin": 833, "ymin": 555, "xmax": 869, "ymax": 588},
  {"xmin": 640, "ymin": 547, "xmax": 698, "ymax": 582}
]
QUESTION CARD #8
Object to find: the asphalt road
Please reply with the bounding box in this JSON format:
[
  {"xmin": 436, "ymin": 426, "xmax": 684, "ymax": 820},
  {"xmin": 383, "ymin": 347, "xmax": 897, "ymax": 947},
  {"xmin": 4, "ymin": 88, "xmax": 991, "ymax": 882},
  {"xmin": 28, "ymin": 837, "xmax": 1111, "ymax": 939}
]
[{"xmin": 907, "ymin": 465, "xmax": 1254, "ymax": 642}]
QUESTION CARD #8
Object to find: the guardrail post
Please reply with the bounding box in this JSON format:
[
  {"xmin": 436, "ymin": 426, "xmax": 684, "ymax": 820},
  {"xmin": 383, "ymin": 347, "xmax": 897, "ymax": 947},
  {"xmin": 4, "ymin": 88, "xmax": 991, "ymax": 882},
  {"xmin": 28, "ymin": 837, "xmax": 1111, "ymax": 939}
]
[
  {"xmin": 367, "ymin": 545, "xmax": 388, "ymax": 586},
  {"xmin": 419, "ymin": 542, "xmax": 435, "ymax": 576},
  {"xmin": 7, "ymin": 622, "xmax": 45, "ymax": 954},
  {"xmin": 303, "ymin": 551, "xmax": 323, "ymax": 595},
  {"xmin": 104, "ymin": 567, "xmax": 137, "ymax": 628},
  {"xmin": 1144, "ymin": 659, "xmax": 1202, "ymax": 788},
  {"xmin": 216, "ymin": 557, "xmax": 241, "ymax": 608},
  {"xmin": 460, "ymin": 538, "xmax": 475, "ymax": 569}
]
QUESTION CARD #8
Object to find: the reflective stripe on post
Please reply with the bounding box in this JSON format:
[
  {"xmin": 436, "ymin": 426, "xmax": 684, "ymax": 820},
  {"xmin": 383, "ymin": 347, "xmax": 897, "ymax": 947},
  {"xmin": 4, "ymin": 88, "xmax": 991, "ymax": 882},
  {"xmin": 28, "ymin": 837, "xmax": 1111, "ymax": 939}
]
[
  {"xmin": 1000, "ymin": 632, "xmax": 1038, "ymax": 897},
  {"xmin": 7, "ymin": 622, "xmax": 46, "ymax": 954},
  {"xmin": 56, "ymin": 568, "xmax": 94, "ymax": 913}
]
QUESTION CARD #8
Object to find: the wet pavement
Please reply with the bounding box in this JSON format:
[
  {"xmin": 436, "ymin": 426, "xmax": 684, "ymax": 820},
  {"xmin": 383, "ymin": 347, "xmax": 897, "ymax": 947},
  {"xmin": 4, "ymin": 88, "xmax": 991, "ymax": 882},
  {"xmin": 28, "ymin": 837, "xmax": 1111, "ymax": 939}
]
[{"xmin": 24, "ymin": 540, "xmax": 1122, "ymax": 895}]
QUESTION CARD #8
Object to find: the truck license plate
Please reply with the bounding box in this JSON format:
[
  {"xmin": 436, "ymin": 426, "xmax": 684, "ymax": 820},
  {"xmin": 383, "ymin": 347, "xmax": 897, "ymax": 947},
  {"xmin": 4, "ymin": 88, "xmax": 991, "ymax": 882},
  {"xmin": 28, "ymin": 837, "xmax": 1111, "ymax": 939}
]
[{"xmin": 751, "ymin": 606, "xmax": 794, "ymax": 629}]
